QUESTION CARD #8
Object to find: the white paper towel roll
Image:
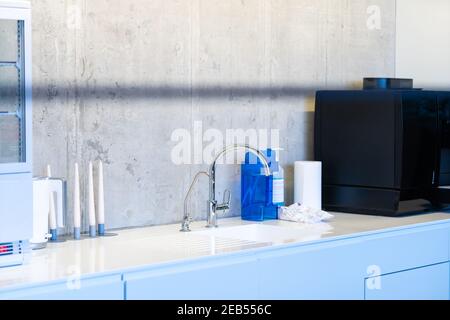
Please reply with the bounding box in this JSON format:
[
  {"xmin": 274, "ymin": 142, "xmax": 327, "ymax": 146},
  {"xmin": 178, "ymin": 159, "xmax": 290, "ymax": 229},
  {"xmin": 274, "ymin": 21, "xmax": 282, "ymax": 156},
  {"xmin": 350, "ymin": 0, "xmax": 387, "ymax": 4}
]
[
  {"xmin": 294, "ymin": 161, "xmax": 322, "ymax": 209},
  {"xmin": 46, "ymin": 165, "xmax": 57, "ymax": 230}
]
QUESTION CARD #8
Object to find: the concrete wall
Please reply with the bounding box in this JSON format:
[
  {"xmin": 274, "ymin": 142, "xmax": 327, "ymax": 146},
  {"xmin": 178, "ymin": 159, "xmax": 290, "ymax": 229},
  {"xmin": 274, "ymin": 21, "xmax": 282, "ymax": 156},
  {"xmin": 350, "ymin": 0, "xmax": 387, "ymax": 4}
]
[
  {"xmin": 31, "ymin": 0, "xmax": 396, "ymax": 231},
  {"xmin": 396, "ymin": 0, "xmax": 450, "ymax": 88}
]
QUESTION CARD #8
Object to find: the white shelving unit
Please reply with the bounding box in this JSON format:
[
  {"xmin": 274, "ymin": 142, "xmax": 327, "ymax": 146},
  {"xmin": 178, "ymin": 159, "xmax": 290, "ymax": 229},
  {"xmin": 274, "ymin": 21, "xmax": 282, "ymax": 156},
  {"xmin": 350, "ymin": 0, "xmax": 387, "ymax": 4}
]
[{"xmin": 0, "ymin": 0, "xmax": 32, "ymax": 267}]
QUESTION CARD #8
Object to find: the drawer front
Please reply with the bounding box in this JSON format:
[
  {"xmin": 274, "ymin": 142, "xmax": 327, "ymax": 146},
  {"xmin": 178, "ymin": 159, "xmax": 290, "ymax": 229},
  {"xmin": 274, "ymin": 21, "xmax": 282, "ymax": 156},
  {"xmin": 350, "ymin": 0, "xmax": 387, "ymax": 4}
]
[
  {"xmin": 0, "ymin": 275, "xmax": 124, "ymax": 300},
  {"xmin": 361, "ymin": 224, "xmax": 450, "ymax": 275},
  {"xmin": 257, "ymin": 222, "xmax": 450, "ymax": 299},
  {"xmin": 365, "ymin": 262, "xmax": 450, "ymax": 300},
  {"xmin": 124, "ymin": 258, "xmax": 259, "ymax": 300},
  {"xmin": 257, "ymin": 238, "xmax": 366, "ymax": 300}
]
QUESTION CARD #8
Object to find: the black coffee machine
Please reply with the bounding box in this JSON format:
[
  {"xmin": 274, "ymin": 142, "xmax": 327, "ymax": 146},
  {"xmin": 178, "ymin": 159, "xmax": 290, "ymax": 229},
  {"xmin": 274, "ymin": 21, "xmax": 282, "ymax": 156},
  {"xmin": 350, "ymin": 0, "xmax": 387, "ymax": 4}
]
[{"xmin": 315, "ymin": 78, "xmax": 450, "ymax": 216}]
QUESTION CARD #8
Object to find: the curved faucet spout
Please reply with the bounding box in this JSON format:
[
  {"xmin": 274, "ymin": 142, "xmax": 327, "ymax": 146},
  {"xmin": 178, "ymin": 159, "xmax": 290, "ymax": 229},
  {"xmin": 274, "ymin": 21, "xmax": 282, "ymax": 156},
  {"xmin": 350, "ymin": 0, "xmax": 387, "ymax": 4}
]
[
  {"xmin": 207, "ymin": 144, "xmax": 271, "ymax": 228},
  {"xmin": 208, "ymin": 144, "xmax": 271, "ymax": 177}
]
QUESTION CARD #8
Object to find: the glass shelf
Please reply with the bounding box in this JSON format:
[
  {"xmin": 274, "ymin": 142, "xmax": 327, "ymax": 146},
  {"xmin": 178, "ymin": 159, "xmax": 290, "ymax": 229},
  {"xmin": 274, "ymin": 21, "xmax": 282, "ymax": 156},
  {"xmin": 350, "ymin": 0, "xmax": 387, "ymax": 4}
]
[
  {"xmin": 0, "ymin": 65, "xmax": 19, "ymax": 113},
  {"xmin": 0, "ymin": 19, "xmax": 18, "ymax": 62},
  {"xmin": 0, "ymin": 19, "xmax": 24, "ymax": 164},
  {"xmin": 0, "ymin": 115, "xmax": 20, "ymax": 163}
]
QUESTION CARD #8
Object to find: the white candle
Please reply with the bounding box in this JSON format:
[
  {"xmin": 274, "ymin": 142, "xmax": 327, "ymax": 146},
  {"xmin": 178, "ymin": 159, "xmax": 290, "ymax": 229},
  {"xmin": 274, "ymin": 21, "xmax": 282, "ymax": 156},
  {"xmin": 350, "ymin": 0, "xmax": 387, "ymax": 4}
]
[
  {"xmin": 88, "ymin": 161, "xmax": 96, "ymax": 227},
  {"xmin": 97, "ymin": 160, "xmax": 105, "ymax": 225},
  {"xmin": 47, "ymin": 165, "xmax": 57, "ymax": 230},
  {"xmin": 46, "ymin": 164, "xmax": 52, "ymax": 177},
  {"xmin": 73, "ymin": 163, "xmax": 81, "ymax": 229}
]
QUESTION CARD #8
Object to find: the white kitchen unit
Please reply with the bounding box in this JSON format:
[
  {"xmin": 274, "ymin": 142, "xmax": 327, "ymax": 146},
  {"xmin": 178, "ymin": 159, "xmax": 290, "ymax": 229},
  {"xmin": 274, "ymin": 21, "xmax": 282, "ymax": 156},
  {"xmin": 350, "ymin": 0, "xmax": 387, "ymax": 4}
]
[
  {"xmin": 0, "ymin": 0, "xmax": 33, "ymax": 267},
  {"xmin": 0, "ymin": 212, "xmax": 449, "ymax": 300}
]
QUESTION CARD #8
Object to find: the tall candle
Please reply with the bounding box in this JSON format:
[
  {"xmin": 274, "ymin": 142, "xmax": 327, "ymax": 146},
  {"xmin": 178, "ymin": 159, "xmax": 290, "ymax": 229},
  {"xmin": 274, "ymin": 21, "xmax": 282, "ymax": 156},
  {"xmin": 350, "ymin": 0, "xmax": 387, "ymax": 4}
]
[
  {"xmin": 97, "ymin": 160, "xmax": 105, "ymax": 225},
  {"xmin": 88, "ymin": 161, "xmax": 96, "ymax": 236},
  {"xmin": 73, "ymin": 163, "xmax": 81, "ymax": 229},
  {"xmin": 46, "ymin": 164, "xmax": 52, "ymax": 177}
]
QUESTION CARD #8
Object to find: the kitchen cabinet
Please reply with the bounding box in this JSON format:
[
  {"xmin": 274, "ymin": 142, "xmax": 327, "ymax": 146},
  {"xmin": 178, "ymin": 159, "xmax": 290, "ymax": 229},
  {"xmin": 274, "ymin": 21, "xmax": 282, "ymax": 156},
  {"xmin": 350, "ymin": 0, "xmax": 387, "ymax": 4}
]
[
  {"xmin": 0, "ymin": 172, "xmax": 32, "ymax": 246},
  {"xmin": 256, "ymin": 238, "xmax": 366, "ymax": 299},
  {"xmin": 124, "ymin": 256, "xmax": 259, "ymax": 300},
  {"xmin": 0, "ymin": 275, "xmax": 123, "ymax": 300},
  {"xmin": 123, "ymin": 222, "xmax": 450, "ymax": 300},
  {"xmin": 0, "ymin": 5, "xmax": 32, "ymax": 175},
  {"xmin": 261, "ymin": 223, "xmax": 450, "ymax": 300},
  {"xmin": 365, "ymin": 262, "xmax": 450, "ymax": 300},
  {"xmin": 1, "ymin": 219, "xmax": 449, "ymax": 300},
  {"xmin": 359, "ymin": 223, "xmax": 450, "ymax": 275},
  {"xmin": 0, "ymin": 0, "xmax": 33, "ymax": 250}
]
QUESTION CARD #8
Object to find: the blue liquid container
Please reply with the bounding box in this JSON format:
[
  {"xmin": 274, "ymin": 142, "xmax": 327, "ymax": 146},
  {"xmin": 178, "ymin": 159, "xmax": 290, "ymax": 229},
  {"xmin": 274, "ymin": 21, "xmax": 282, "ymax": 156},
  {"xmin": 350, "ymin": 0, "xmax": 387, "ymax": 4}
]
[{"xmin": 241, "ymin": 149, "xmax": 284, "ymax": 221}]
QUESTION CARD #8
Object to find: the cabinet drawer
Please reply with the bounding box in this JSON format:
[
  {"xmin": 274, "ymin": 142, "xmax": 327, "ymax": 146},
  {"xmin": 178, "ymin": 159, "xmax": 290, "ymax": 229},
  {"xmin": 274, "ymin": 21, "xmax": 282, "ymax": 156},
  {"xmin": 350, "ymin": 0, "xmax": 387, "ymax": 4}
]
[
  {"xmin": 124, "ymin": 257, "xmax": 259, "ymax": 300},
  {"xmin": 361, "ymin": 224, "xmax": 450, "ymax": 275},
  {"xmin": 257, "ymin": 238, "xmax": 366, "ymax": 300},
  {"xmin": 0, "ymin": 275, "xmax": 124, "ymax": 300},
  {"xmin": 365, "ymin": 262, "xmax": 450, "ymax": 300}
]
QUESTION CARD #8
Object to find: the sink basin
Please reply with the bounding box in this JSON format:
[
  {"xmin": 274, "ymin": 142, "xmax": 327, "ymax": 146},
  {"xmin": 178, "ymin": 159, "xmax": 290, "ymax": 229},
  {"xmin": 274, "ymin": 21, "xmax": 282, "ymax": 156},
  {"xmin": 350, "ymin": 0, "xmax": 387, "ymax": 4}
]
[{"xmin": 193, "ymin": 223, "xmax": 333, "ymax": 244}]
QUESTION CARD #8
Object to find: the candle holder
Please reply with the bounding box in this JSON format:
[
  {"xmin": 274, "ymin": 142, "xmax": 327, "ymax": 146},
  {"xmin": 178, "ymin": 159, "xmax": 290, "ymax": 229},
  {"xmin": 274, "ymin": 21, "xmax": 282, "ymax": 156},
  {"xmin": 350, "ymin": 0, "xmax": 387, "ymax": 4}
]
[
  {"xmin": 89, "ymin": 225, "xmax": 97, "ymax": 237},
  {"xmin": 97, "ymin": 224, "xmax": 118, "ymax": 237},
  {"xmin": 98, "ymin": 223, "xmax": 105, "ymax": 235},
  {"xmin": 73, "ymin": 227, "xmax": 81, "ymax": 240},
  {"xmin": 48, "ymin": 228, "xmax": 66, "ymax": 243}
]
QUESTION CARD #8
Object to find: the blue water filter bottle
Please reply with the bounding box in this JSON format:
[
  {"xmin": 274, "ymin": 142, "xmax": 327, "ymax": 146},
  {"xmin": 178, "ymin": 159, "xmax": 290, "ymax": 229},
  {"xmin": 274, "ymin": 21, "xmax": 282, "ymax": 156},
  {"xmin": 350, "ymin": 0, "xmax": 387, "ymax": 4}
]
[{"xmin": 241, "ymin": 149, "xmax": 284, "ymax": 221}]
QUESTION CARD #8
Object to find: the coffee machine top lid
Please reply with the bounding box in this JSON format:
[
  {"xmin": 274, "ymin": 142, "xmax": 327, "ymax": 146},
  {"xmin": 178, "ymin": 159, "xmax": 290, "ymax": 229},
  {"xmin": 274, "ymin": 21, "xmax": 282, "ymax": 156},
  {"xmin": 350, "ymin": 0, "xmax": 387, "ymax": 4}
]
[{"xmin": 363, "ymin": 77, "xmax": 416, "ymax": 90}]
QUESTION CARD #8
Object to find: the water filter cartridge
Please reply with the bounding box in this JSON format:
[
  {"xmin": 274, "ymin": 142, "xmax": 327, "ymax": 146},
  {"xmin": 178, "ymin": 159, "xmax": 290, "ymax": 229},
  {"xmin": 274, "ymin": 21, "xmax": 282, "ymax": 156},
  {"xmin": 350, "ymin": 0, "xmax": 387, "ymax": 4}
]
[{"xmin": 241, "ymin": 148, "xmax": 283, "ymax": 221}]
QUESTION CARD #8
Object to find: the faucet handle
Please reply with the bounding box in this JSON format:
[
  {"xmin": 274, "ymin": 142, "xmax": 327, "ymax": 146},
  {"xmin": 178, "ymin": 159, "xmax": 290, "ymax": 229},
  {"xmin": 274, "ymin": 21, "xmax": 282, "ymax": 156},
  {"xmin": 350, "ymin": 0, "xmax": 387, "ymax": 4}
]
[
  {"xmin": 216, "ymin": 189, "xmax": 231, "ymax": 212},
  {"xmin": 223, "ymin": 189, "xmax": 231, "ymax": 207}
]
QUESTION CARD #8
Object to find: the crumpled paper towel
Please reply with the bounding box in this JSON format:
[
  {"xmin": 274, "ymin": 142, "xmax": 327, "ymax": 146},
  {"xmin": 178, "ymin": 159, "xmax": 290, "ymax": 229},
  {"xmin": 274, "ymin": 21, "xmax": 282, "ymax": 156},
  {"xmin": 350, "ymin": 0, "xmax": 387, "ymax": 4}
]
[{"xmin": 278, "ymin": 203, "xmax": 334, "ymax": 224}]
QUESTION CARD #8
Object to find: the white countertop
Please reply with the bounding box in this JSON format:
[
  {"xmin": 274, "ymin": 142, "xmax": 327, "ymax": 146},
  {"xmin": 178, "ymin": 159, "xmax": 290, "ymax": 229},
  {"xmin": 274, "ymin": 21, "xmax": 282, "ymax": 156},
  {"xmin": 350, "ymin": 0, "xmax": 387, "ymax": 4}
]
[
  {"xmin": 0, "ymin": 1, "xmax": 30, "ymax": 9},
  {"xmin": 1, "ymin": 211, "xmax": 450, "ymax": 290}
]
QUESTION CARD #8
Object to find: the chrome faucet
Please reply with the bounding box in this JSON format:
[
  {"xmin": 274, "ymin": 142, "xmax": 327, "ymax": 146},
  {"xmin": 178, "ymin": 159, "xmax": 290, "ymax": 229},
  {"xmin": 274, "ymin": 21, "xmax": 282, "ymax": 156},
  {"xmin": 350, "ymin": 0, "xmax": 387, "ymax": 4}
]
[
  {"xmin": 180, "ymin": 144, "xmax": 271, "ymax": 232},
  {"xmin": 180, "ymin": 171, "xmax": 209, "ymax": 232},
  {"xmin": 206, "ymin": 144, "xmax": 271, "ymax": 228}
]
